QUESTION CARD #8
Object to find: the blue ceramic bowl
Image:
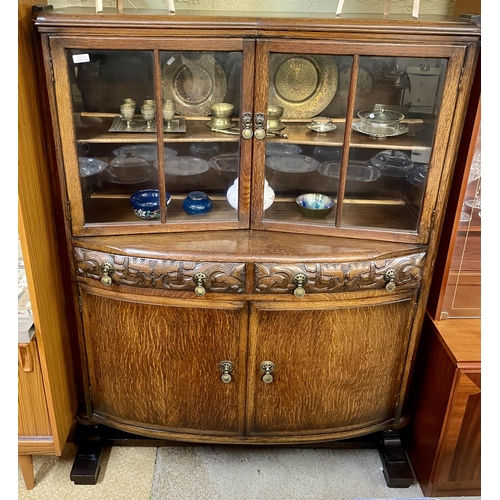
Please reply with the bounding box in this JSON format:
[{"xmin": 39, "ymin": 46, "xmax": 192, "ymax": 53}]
[
  {"xmin": 182, "ymin": 191, "xmax": 212, "ymax": 215},
  {"xmin": 296, "ymin": 193, "xmax": 335, "ymax": 219},
  {"xmin": 130, "ymin": 189, "xmax": 171, "ymax": 219}
]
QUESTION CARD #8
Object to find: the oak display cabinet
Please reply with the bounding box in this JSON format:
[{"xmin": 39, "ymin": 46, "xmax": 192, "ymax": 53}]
[{"xmin": 33, "ymin": 7, "xmax": 480, "ymax": 486}]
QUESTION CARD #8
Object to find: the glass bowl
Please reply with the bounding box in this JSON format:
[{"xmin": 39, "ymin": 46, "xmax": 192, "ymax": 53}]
[
  {"xmin": 79, "ymin": 157, "xmax": 107, "ymax": 177},
  {"xmin": 130, "ymin": 189, "xmax": 171, "ymax": 219},
  {"xmin": 370, "ymin": 150, "xmax": 414, "ymax": 177},
  {"xmin": 357, "ymin": 108, "xmax": 405, "ymax": 135},
  {"xmin": 112, "ymin": 144, "xmax": 178, "ymax": 163},
  {"xmin": 296, "ymin": 193, "xmax": 335, "ymax": 219}
]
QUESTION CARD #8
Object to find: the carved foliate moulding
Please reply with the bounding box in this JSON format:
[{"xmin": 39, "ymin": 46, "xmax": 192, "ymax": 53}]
[
  {"xmin": 254, "ymin": 253, "xmax": 426, "ymax": 294},
  {"xmin": 74, "ymin": 248, "xmax": 246, "ymax": 294}
]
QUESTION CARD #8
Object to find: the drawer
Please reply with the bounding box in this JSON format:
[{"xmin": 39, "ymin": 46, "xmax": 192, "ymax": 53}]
[
  {"xmin": 74, "ymin": 247, "xmax": 246, "ymax": 294},
  {"xmin": 254, "ymin": 252, "xmax": 426, "ymax": 294}
]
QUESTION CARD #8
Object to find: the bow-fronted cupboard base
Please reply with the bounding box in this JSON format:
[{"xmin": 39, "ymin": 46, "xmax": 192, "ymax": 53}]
[{"xmin": 33, "ymin": 7, "xmax": 480, "ymax": 485}]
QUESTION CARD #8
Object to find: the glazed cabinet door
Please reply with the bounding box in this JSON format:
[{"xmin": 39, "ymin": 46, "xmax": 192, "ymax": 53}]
[
  {"xmin": 246, "ymin": 291, "xmax": 418, "ymax": 440},
  {"xmin": 47, "ymin": 36, "xmax": 255, "ymax": 236},
  {"xmin": 251, "ymin": 39, "xmax": 469, "ymax": 243},
  {"xmin": 79, "ymin": 285, "xmax": 248, "ymax": 438}
]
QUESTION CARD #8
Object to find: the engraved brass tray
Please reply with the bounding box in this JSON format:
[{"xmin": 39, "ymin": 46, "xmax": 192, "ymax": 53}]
[
  {"xmin": 162, "ymin": 53, "xmax": 227, "ymax": 116},
  {"xmin": 268, "ymin": 55, "xmax": 338, "ymax": 119},
  {"xmin": 109, "ymin": 116, "xmax": 186, "ymax": 133}
]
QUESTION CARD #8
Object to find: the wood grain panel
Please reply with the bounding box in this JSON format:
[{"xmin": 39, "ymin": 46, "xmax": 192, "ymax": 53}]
[
  {"xmin": 18, "ymin": 340, "xmax": 52, "ymax": 437},
  {"xmin": 81, "ymin": 288, "xmax": 248, "ymax": 435},
  {"xmin": 246, "ymin": 293, "xmax": 417, "ymax": 436}
]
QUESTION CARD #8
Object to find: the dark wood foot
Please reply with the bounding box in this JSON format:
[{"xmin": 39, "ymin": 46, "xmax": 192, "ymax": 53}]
[
  {"xmin": 70, "ymin": 424, "xmax": 105, "ymax": 485},
  {"xmin": 378, "ymin": 430, "xmax": 414, "ymax": 488}
]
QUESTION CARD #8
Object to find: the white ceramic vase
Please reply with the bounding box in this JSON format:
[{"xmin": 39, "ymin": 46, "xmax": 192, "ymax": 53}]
[{"xmin": 226, "ymin": 178, "xmax": 275, "ymax": 210}]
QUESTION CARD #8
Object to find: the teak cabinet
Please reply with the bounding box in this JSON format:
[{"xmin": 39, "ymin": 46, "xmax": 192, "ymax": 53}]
[
  {"xmin": 18, "ymin": 0, "xmax": 78, "ymax": 490},
  {"xmin": 33, "ymin": 7, "xmax": 480, "ymax": 485}
]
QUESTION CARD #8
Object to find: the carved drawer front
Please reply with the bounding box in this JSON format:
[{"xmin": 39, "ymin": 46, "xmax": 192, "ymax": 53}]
[
  {"xmin": 74, "ymin": 247, "xmax": 246, "ymax": 294},
  {"xmin": 254, "ymin": 253, "xmax": 426, "ymax": 294}
]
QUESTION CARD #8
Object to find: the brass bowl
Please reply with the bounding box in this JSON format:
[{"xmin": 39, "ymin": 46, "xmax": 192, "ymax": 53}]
[
  {"xmin": 210, "ymin": 102, "xmax": 234, "ymax": 118},
  {"xmin": 209, "ymin": 103, "xmax": 235, "ymax": 129},
  {"xmin": 267, "ymin": 104, "xmax": 285, "ymax": 131}
]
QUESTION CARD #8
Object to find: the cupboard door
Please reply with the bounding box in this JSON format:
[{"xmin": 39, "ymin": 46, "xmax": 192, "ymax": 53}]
[
  {"xmin": 50, "ymin": 37, "xmax": 255, "ymax": 236},
  {"xmin": 80, "ymin": 285, "xmax": 247, "ymax": 436},
  {"xmin": 251, "ymin": 39, "xmax": 467, "ymax": 244},
  {"xmin": 246, "ymin": 292, "xmax": 417, "ymax": 438}
]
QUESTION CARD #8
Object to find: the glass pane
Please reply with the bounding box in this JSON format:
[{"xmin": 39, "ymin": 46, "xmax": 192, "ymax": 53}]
[
  {"xmin": 262, "ymin": 51, "xmax": 448, "ymax": 235},
  {"xmin": 160, "ymin": 51, "xmax": 241, "ymax": 223},
  {"xmin": 68, "ymin": 49, "xmax": 243, "ymax": 226},
  {"xmin": 342, "ymin": 56, "xmax": 448, "ymax": 232},
  {"xmin": 441, "ymin": 125, "xmax": 481, "ymax": 317},
  {"xmin": 68, "ymin": 49, "xmax": 160, "ymax": 224},
  {"xmin": 264, "ymin": 53, "xmax": 345, "ymax": 225}
]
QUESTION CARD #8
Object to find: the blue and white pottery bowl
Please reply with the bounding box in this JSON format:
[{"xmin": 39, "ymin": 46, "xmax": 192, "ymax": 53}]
[
  {"xmin": 182, "ymin": 191, "xmax": 213, "ymax": 215},
  {"xmin": 130, "ymin": 189, "xmax": 171, "ymax": 219},
  {"xmin": 296, "ymin": 193, "xmax": 335, "ymax": 219}
]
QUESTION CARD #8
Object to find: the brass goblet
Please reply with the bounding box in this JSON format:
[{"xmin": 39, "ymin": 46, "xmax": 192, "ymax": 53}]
[
  {"xmin": 162, "ymin": 100, "xmax": 176, "ymax": 131},
  {"xmin": 141, "ymin": 104, "xmax": 156, "ymax": 131},
  {"xmin": 120, "ymin": 103, "xmax": 136, "ymax": 130},
  {"xmin": 122, "ymin": 97, "xmax": 136, "ymax": 108}
]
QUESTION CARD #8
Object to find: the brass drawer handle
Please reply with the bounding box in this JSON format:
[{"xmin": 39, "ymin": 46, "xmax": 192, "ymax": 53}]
[
  {"xmin": 384, "ymin": 268, "xmax": 397, "ymax": 292},
  {"xmin": 219, "ymin": 360, "xmax": 234, "ymax": 384},
  {"xmin": 292, "ymin": 273, "xmax": 307, "ymax": 298},
  {"xmin": 192, "ymin": 272, "xmax": 208, "ymax": 296},
  {"xmin": 100, "ymin": 262, "xmax": 114, "ymax": 286},
  {"xmin": 260, "ymin": 360, "xmax": 275, "ymax": 383}
]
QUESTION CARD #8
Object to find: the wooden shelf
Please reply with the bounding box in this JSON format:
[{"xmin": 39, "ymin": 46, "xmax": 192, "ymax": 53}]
[{"xmin": 76, "ymin": 115, "xmax": 432, "ymax": 151}]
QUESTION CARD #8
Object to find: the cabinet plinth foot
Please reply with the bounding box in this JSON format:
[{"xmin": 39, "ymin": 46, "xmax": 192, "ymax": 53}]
[
  {"xmin": 378, "ymin": 431, "xmax": 414, "ymax": 488},
  {"xmin": 70, "ymin": 424, "xmax": 104, "ymax": 485}
]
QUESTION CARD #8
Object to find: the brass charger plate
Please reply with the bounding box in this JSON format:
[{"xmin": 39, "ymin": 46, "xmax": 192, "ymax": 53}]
[
  {"xmin": 268, "ymin": 55, "xmax": 338, "ymax": 119},
  {"xmin": 162, "ymin": 53, "xmax": 227, "ymax": 116}
]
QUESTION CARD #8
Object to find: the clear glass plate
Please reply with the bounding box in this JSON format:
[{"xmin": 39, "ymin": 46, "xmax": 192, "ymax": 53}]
[
  {"xmin": 266, "ymin": 143, "xmax": 303, "ymax": 156},
  {"xmin": 266, "ymin": 155, "xmax": 319, "ymax": 173},
  {"xmin": 161, "ymin": 156, "xmax": 210, "ymax": 176},
  {"xmin": 318, "ymin": 160, "xmax": 381, "ymax": 182}
]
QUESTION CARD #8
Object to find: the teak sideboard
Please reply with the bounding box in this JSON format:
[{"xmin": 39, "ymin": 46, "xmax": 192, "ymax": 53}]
[{"xmin": 33, "ymin": 7, "xmax": 480, "ymax": 486}]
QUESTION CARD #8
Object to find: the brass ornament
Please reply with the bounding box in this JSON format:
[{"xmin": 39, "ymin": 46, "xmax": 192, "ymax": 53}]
[
  {"xmin": 268, "ymin": 54, "xmax": 338, "ymax": 118},
  {"xmin": 162, "ymin": 53, "xmax": 227, "ymax": 116}
]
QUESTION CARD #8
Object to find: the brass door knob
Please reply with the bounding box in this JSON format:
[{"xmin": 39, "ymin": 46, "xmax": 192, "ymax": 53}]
[
  {"xmin": 260, "ymin": 360, "xmax": 275, "ymax": 383},
  {"xmin": 100, "ymin": 262, "xmax": 114, "ymax": 286},
  {"xmin": 292, "ymin": 273, "xmax": 307, "ymax": 298},
  {"xmin": 192, "ymin": 272, "xmax": 208, "ymax": 296},
  {"xmin": 219, "ymin": 360, "xmax": 234, "ymax": 383}
]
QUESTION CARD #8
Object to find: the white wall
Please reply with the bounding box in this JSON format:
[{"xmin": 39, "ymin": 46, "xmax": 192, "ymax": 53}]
[{"xmin": 50, "ymin": 0, "xmax": 457, "ymax": 16}]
